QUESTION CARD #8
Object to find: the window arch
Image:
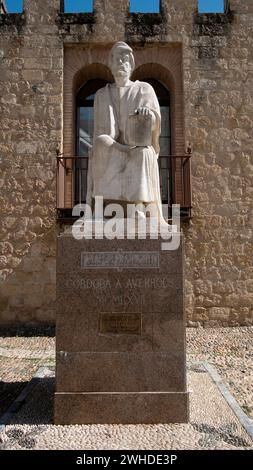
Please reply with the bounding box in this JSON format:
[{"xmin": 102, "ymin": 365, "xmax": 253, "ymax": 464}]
[{"xmin": 58, "ymin": 47, "xmax": 191, "ymax": 218}]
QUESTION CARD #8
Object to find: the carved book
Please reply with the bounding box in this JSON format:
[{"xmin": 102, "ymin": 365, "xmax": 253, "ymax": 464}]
[{"xmin": 128, "ymin": 113, "xmax": 153, "ymax": 147}]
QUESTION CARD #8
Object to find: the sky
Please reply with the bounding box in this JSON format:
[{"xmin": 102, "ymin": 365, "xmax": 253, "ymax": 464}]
[
  {"xmin": 4, "ymin": 1, "xmax": 225, "ymax": 14},
  {"xmin": 5, "ymin": 0, "xmax": 23, "ymax": 13},
  {"xmin": 198, "ymin": 0, "xmax": 224, "ymax": 13}
]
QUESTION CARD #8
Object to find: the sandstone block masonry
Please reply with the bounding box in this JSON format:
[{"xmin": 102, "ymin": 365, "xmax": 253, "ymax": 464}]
[{"xmin": 0, "ymin": 0, "xmax": 252, "ymax": 326}]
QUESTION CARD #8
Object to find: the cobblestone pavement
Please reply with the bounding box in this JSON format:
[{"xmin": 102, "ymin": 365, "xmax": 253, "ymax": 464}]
[
  {"xmin": 0, "ymin": 365, "xmax": 252, "ymax": 450},
  {"xmin": 187, "ymin": 327, "xmax": 253, "ymax": 419},
  {"xmin": 0, "ymin": 326, "xmax": 252, "ymax": 449},
  {"xmin": 0, "ymin": 326, "xmax": 55, "ymax": 416}
]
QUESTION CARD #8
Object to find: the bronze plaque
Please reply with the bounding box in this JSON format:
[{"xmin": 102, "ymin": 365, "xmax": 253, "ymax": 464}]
[{"xmin": 100, "ymin": 313, "xmax": 142, "ymax": 335}]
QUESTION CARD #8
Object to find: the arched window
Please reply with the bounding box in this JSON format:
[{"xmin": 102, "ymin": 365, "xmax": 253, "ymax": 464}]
[
  {"xmin": 75, "ymin": 78, "xmax": 171, "ymax": 204},
  {"xmin": 143, "ymin": 79, "xmax": 171, "ymax": 203},
  {"xmin": 75, "ymin": 79, "xmax": 109, "ymax": 204},
  {"xmin": 76, "ymin": 79, "xmax": 108, "ymax": 157}
]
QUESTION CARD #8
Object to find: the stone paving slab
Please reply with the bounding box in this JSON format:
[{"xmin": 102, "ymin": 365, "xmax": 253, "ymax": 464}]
[{"xmin": 0, "ymin": 364, "xmax": 252, "ymax": 450}]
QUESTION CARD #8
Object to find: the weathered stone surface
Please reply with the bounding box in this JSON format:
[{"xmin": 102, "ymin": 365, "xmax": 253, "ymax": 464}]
[
  {"xmin": 0, "ymin": 0, "xmax": 253, "ymax": 326},
  {"xmin": 54, "ymin": 392, "xmax": 189, "ymax": 425},
  {"xmin": 55, "ymin": 233, "xmax": 188, "ymax": 423}
]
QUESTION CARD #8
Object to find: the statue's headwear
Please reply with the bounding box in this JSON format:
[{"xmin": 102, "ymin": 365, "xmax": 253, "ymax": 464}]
[{"xmin": 109, "ymin": 41, "xmax": 135, "ymax": 73}]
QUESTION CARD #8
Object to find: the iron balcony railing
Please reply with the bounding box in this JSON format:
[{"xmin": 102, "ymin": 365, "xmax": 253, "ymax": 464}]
[{"xmin": 56, "ymin": 153, "xmax": 192, "ymax": 219}]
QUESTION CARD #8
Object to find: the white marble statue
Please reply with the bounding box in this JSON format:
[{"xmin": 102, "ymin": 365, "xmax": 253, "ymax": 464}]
[{"xmin": 86, "ymin": 41, "xmax": 163, "ymax": 219}]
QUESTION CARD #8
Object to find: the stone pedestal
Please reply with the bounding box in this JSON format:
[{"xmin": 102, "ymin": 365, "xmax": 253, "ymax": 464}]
[{"xmin": 54, "ymin": 233, "xmax": 189, "ymax": 424}]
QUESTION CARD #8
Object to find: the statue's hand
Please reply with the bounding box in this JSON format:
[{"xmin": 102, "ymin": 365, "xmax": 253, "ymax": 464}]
[
  {"xmin": 135, "ymin": 107, "xmax": 156, "ymax": 129},
  {"xmin": 95, "ymin": 134, "xmax": 134, "ymax": 153},
  {"xmin": 135, "ymin": 107, "xmax": 154, "ymax": 117},
  {"xmin": 95, "ymin": 134, "xmax": 114, "ymax": 148}
]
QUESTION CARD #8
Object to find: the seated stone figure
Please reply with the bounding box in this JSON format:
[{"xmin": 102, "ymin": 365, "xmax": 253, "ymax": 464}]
[{"xmin": 86, "ymin": 41, "xmax": 163, "ymax": 219}]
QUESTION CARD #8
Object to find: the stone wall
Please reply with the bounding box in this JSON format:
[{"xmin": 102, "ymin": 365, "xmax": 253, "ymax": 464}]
[
  {"xmin": 183, "ymin": 0, "xmax": 253, "ymax": 326},
  {"xmin": 0, "ymin": 0, "xmax": 252, "ymax": 326},
  {"xmin": 0, "ymin": 0, "xmax": 62, "ymax": 324}
]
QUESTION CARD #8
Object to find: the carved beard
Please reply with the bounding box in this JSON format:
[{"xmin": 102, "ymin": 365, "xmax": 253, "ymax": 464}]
[
  {"xmin": 114, "ymin": 70, "xmax": 129, "ymax": 77},
  {"xmin": 113, "ymin": 71, "xmax": 131, "ymax": 85},
  {"xmin": 112, "ymin": 63, "xmax": 131, "ymax": 78}
]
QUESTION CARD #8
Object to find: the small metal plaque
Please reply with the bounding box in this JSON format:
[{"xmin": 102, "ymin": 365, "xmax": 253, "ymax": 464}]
[{"xmin": 100, "ymin": 313, "xmax": 141, "ymax": 335}]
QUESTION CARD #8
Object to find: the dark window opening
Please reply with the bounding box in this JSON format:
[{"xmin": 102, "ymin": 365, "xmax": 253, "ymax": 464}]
[
  {"xmin": 75, "ymin": 79, "xmax": 108, "ymax": 204},
  {"xmin": 144, "ymin": 79, "xmax": 171, "ymax": 204}
]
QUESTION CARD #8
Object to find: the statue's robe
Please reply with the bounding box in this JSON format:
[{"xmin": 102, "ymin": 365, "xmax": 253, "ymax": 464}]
[{"xmin": 87, "ymin": 80, "xmax": 162, "ymax": 213}]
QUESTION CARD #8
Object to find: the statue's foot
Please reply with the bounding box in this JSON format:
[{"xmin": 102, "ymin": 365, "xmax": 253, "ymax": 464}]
[
  {"xmin": 127, "ymin": 210, "xmax": 146, "ymax": 220},
  {"xmin": 135, "ymin": 210, "xmax": 146, "ymax": 220}
]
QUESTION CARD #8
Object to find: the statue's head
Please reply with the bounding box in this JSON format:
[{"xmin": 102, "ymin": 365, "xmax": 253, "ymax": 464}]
[{"xmin": 109, "ymin": 42, "xmax": 135, "ymax": 80}]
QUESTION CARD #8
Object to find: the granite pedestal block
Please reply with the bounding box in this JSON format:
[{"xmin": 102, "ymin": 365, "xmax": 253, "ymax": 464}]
[{"xmin": 54, "ymin": 233, "xmax": 189, "ymax": 424}]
